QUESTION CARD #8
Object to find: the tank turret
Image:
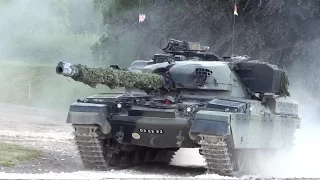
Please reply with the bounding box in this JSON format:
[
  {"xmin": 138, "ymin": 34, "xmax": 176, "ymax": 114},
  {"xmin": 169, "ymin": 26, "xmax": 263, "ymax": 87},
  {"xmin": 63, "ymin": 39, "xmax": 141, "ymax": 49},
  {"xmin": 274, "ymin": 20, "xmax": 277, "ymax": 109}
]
[{"xmin": 56, "ymin": 38, "xmax": 290, "ymax": 98}]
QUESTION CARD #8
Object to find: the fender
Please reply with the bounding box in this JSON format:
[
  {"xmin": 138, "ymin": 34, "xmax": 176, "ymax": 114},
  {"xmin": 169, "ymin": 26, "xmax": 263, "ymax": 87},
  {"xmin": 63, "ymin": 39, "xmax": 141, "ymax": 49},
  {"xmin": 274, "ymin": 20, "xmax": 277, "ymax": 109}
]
[
  {"xmin": 189, "ymin": 110, "xmax": 232, "ymax": 140},
  {"xmin": 66, "ymin": 102, "xmax": 111, "ymax": 134}
]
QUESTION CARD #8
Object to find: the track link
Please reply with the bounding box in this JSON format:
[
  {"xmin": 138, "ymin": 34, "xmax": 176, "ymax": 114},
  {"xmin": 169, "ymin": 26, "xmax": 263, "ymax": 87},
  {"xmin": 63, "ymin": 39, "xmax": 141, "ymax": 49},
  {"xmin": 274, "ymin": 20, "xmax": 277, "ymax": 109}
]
[
  {"xmin": 198, "ymin": 134, "xmax": 233, "ymax": 176},
  {"xmin": 73, "ymin": 125, "xmax": 109, "ymax": 170}
]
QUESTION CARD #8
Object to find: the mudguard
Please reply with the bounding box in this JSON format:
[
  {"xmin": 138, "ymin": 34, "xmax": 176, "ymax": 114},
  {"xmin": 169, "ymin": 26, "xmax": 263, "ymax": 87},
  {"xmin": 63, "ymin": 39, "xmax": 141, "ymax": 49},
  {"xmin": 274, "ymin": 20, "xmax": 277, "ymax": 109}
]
[
  {"xmin": 66, "ymin": 102, "xmax": 111, "ymax": 134},
  {"xmin": 189, "ymin": 110, "xmax": 232, "ymax": 140}
]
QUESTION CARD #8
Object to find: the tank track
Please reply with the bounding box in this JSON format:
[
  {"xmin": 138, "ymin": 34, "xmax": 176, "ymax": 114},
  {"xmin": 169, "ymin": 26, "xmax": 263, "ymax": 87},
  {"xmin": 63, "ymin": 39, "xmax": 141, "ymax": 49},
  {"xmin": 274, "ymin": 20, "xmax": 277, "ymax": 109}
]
[
  {"xmin": 73, "ymin": 124, "xmax": 177, "ymax": 170},
  {"xmin": 198, "ymin": 134, "xmax": 234, "ymax": 176},
  {"xmin": 73, "ymin": 124, "xmax": 109, "ymax": 170}
]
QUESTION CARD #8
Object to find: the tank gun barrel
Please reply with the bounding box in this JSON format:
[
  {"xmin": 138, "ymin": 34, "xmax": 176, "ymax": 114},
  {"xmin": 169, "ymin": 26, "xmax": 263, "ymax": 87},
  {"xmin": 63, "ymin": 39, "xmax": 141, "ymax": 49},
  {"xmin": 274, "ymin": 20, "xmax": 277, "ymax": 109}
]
[
  {"xmin": 56, "ymin": 62, "xmax": 168, "ymax": 91},
  {"xmin": 56, "ymin": 62, "xmax": 80, "ymax": 77}
]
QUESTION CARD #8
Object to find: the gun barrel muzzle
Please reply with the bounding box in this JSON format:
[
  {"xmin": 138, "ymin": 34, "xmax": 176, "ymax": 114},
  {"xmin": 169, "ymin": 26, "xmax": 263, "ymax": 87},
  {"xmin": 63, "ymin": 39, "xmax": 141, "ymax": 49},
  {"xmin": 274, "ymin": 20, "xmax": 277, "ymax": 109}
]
[{"xmin": 56, "ymin": 62, "xmax": 78, "ymax": 77}]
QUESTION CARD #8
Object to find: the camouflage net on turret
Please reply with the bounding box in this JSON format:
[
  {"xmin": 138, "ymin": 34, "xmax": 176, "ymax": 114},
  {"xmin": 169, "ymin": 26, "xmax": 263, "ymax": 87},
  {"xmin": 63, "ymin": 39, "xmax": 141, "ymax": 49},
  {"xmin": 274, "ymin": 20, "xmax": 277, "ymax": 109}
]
[
  {"xmin": 72, "ymin": 64, "xmax": 165, "ymax": 90},
  {"xmin": 280, "ymin": 68, "xmax": 290, "ymax": 97}
]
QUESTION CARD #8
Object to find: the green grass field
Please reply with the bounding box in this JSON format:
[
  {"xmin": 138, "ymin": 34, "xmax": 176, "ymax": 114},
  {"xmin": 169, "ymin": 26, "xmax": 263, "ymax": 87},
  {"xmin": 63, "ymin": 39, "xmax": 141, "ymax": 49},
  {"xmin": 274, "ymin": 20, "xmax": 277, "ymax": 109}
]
[
  {"xmin": 0, "ymin": 143, "xmax": 41, "ymax": 166},
  {"xmin": 0, "ymin": 60, "xmax": 122, "ymax": 110}
]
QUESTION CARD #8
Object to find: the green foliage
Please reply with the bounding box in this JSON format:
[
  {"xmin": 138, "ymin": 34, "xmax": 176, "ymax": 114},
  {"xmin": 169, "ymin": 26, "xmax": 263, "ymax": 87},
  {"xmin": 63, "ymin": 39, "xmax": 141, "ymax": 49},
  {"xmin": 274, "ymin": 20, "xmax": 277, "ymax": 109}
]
[{"xmin": 0, "ymin": 142, "xmax": 41, "ymax": 166}]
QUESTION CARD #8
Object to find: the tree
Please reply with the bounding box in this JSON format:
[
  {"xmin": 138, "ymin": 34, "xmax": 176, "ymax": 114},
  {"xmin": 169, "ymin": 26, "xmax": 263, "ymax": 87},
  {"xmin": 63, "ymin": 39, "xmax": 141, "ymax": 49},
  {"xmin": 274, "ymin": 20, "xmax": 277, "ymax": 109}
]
[{"xmin": 92, "ymin": 0, "xmax": 319, "ymax": 61}]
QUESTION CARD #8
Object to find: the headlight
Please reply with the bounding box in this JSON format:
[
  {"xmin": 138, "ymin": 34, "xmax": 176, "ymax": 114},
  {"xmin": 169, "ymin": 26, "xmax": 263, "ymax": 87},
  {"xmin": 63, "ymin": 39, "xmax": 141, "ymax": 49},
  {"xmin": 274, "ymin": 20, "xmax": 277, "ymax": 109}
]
[
  {"xmin": 117, "ymin": 103, "xmax": 122, "ymax": 109},
  {"xmin": 184, "ymin": 106, "xmax": 194, "ymax": 115},
  {"xmin": 186, "ymin": 106, "xmax": 192, "ymax": 113},
  {"xmin": 176, "ymin": 104, "xmax": 198, "ymax": 116}
]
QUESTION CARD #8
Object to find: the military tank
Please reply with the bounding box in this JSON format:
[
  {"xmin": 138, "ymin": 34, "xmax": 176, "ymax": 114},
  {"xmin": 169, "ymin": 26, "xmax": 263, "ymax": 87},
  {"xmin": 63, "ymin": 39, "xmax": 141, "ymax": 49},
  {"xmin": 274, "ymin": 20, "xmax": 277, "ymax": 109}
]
[{"xmin": 56, "ymin": 38, "xmax": 300, "ymax": 176}]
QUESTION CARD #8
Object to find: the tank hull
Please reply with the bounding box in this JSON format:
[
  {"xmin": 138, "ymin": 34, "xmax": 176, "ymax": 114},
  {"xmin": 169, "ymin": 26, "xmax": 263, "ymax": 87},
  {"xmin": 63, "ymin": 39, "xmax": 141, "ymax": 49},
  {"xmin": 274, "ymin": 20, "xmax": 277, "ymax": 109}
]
[{"xmin": 67, "ymin": 93, "xmax": 300, "ymax": 176}]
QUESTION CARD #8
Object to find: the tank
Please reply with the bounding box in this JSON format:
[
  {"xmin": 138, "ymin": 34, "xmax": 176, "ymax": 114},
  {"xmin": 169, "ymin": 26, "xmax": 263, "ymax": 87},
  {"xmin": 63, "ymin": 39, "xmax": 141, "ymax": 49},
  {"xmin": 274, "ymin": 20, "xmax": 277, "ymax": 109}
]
[{"xmin": 56, "ymin": 38, "xmax": 300, "ymax": 176}]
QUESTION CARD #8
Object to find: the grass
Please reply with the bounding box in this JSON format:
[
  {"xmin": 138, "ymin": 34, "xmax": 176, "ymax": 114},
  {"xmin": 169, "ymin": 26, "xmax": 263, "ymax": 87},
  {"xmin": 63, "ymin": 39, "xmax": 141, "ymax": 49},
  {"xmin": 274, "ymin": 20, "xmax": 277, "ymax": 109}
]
[
  {"xmin": 0, "ymin": 142, "xmax": 41, "ymax": 166},
  {"xmin": 0, "ymin": 60, "xmax": 122, "ymax": 110}
]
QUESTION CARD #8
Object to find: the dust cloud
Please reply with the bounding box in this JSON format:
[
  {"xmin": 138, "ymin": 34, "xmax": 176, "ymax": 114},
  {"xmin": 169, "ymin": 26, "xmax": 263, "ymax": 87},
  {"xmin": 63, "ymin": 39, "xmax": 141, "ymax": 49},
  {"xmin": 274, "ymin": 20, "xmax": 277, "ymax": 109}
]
[
  {"xmin": 250, "ymin": 88, "xmax": 320, "ymax": 178},
  {"xmin": 289, "ymin": 93, "xmax": 320, "ymax": 178},
  {"xmin": 0, "ymin": 0, "xmax": 102, "ymax": 64},
  {"xmin": 0, "ymin": 0, "xmax": 111, "ymax": 109},
  {"xmin": 170, "ymin": 148, "xmax": 205, "ymax": 168},
  {"xmin": 244, "ymin": 38, "xmax": 320, "ymax": 178},
  {"xmin": 260, "ymin": 38, "xmax": 320, "ymax": 178}
]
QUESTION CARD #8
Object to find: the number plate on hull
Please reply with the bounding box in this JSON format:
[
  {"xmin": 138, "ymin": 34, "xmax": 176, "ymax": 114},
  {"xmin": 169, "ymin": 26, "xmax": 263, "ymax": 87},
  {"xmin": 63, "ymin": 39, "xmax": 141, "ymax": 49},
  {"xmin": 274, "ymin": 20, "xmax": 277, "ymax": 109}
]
[{"xmin": 139, "ymin": 128, "xmax": 163, "ymax": 134}]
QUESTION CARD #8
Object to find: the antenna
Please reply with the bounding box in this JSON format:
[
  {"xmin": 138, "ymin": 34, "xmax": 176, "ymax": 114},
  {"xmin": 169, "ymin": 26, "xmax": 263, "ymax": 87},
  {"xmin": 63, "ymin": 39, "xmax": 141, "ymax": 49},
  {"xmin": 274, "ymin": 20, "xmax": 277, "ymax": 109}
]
[{"xmin": 231, "ymin": 0, "xmax": 238, "ymax": 56}]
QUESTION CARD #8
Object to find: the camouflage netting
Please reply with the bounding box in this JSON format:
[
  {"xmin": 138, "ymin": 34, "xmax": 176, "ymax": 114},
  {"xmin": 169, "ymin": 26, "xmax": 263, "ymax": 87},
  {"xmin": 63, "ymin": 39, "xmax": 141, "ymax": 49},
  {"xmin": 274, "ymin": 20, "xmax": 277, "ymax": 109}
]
[
  {"xmin": 280, "ymin": 68, "xmax": 290, "ymax": 97},
  {"xmin": 71, "ymin": 64, "xmax": 165, "ymax": 91}
]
